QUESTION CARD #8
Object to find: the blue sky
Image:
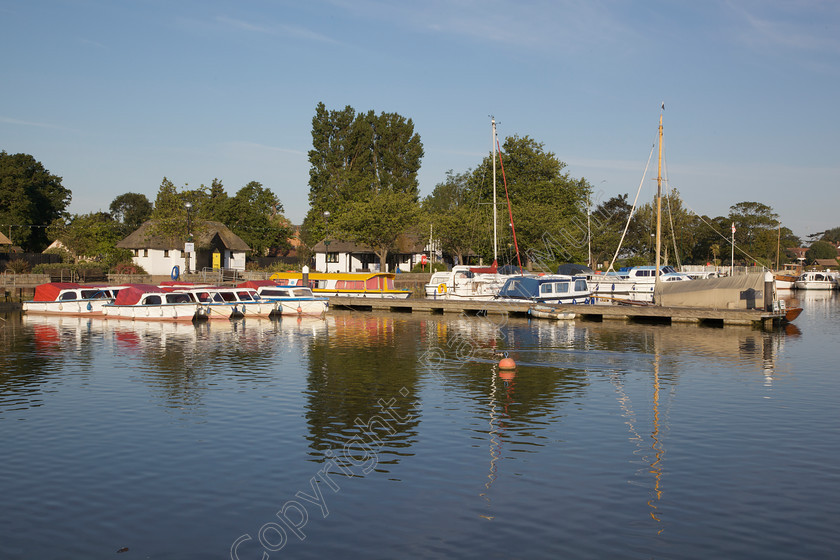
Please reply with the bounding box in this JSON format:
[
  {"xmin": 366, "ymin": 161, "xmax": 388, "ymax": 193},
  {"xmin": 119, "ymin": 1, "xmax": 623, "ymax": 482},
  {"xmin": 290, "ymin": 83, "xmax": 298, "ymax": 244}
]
[{"xmin": 2, "ymin": 0, "xmax": 838, "ymax": 241}]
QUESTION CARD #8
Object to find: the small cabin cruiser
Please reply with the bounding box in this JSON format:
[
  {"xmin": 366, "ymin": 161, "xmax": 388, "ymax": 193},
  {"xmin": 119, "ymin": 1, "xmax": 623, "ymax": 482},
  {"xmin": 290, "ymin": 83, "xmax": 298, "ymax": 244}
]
[
  {"xmin": 102, "ymin": 284, "xmax": 208, "ymax": 322},
  {"xmin": 794, "ymin": 271, "xmax": 839, "ymax": 290},
  {"xmin": 171, "ymin": 286, "xmax": 278, "ymax": 319},
  {"xmin": 237, "ymin": 280, "xmax": 328, "ymax": 316},
  {"xmin": 425, "ymin": 265, "xmax": 506, "ymax": 300},
  {"xmin": 23, "ymin": 283, "xmax": 126, "ymax": 316},
  {"xmin": 496, "ymin": 274, "xmax": 590, "ymax": 304},
  {"xmin": 270, "ymin": 272, "xmax": 411, "ymax": 299}
]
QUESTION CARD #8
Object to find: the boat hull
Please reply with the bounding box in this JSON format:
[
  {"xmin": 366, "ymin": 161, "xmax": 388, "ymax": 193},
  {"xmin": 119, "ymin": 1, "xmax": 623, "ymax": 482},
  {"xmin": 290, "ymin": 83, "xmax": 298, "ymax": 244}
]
[
  {"xmin": 529, "ymin": 304, "xmax": 576, "ymax": 320},
  {"xmin": 102, "ymin": 303, "xmax": 208, "ymax": 322},
  {"xmin": 22, "ymin": 299, "xmax": 111, "ymax": 316}
]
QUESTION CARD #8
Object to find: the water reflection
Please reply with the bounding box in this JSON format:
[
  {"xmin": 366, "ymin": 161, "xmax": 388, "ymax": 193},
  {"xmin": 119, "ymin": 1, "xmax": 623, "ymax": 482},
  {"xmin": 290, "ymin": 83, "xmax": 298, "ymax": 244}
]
[{"xmin": 302, "ymin": 313, "xmax": 421, "ymax": 475}]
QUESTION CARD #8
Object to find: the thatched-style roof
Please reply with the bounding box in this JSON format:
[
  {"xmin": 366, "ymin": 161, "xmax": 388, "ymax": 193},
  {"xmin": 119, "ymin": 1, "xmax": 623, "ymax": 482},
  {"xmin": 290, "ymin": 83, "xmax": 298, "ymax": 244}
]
[
  {"xmin": 0, "ymin": 231, "xmax": 12, "ymax": 245},
  {"xmin": 117, "ymin": 220, "xmax": 250, "ymax": 251}
]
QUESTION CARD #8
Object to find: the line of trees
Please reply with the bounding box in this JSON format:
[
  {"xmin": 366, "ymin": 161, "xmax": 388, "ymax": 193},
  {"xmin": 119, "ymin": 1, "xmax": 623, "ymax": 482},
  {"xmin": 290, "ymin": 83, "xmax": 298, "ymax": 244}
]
[{"xmin": 3, "ymin": 104, "xmax": 837, "ymax": 273}]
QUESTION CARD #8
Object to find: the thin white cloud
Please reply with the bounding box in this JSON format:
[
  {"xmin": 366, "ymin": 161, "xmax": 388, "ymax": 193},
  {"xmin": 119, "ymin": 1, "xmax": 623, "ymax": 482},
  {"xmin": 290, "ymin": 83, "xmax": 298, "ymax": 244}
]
[
  {"xmin": 726, "ymin": 1, "xmax": 840, "ymax": 53},
  {"xmin": 214, "ymin": 15, "xmax": 342, "ymax": 45},
  {"xmin": 0, "ymin": 116, "xmax": 66, "ymax": 130}
]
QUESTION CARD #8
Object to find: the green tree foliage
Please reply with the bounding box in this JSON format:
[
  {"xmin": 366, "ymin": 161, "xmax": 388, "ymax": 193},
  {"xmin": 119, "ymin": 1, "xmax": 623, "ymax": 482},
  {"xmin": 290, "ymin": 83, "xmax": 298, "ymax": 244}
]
[
  {"xmin": 148, "ymin": 178, "xmax": 210, "ymax": 242},
  {"xmin": 820, "ymin": 227, "xmax": 840, "ymax": 243},
  {"xmin": 48, "ymin": 211, "xmax": 131, "ymax": 268},
  {"xmin": 109, "ymin": 192, "xmax": 152, "ymax": 230},
  {"xmin": 728, "ymin": 201, "xmax": 782, "ymax": 266},
  {"xmin": 588, "ymin": 193, "xmax": 632, "ymax": 268},
  {"xmin": 421, "ymin": 171, "xmax": 484, "ymax": 265},
  {"xmin": 334, "ymin": 191, "xmax": 421, "ymax": 270},
  {"xmin": 0, "ymin": 151, "xmax": 71, "ymax": 250},
  {"xmin": 806, "ymin": 240, "xmax": 839, "ymax": 262},
  {"xmin": 623, "ymin": 190, "xmax": 697, "ymax": 267},
  {"xmin": 303, "ymin": 102, "xmax": 423, "ymax": 248},
  {"xmin": 222, "ymin": 181, "xmax": 292, "ymax": 256},
  {"xmin": 473, "ymin": 135, "xmax": 590, "ymax": 270}
]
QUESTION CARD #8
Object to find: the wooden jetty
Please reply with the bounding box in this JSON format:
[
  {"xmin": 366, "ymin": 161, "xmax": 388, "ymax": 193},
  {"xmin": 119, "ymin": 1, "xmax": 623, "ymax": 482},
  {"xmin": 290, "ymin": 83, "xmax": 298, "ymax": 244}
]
[{"xmin": 328, "ymin": 297, "xmax": 788, "ymax": 328}]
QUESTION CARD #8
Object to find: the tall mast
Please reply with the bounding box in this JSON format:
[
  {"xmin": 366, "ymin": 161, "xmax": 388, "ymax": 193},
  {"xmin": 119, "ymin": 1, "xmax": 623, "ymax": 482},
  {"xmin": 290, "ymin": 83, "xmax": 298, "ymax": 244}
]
[
  {"xmin": 492, "ymin": 117, "xmax": 498, "ymax": 265},
  {"xmin": 654, "ymin": 109, "xmax": 663, "ymax": 288}
]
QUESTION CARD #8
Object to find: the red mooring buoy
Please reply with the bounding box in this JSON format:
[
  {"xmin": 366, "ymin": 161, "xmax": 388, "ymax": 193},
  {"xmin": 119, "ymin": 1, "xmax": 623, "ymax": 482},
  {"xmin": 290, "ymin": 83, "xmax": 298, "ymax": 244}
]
[{"xmin": 499, "ymin": 356, "xmax": 516, "ymax": 370}]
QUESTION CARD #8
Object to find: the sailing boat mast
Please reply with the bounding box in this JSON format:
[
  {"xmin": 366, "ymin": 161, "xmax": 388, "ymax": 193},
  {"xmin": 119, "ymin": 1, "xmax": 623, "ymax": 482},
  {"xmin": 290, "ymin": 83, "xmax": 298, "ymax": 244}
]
[
  {"xmin": 654, "ymin": 108, "xmax": 664, "ymax": 287},
  {"xmin": 491, "ymin": 117, "xmax": 498, "ymax": 266}
]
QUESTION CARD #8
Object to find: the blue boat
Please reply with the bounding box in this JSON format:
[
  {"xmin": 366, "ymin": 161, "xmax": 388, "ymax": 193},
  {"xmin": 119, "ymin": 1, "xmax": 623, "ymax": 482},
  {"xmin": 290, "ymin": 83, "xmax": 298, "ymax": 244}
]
[{"xmin": 496, "ymin": 275, "xmax": 591, "ymax": 304}]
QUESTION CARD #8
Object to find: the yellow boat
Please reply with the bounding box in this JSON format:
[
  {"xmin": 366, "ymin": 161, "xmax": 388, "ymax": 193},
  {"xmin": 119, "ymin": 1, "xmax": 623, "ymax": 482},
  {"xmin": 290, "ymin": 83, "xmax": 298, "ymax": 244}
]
[{"xmin": 268, "ymin": 271, "xmax": 411, "ymax": 299}]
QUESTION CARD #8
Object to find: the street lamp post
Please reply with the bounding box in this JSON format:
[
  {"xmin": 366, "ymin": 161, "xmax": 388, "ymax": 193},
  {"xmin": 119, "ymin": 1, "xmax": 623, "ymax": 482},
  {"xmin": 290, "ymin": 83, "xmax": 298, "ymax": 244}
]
[
  {"xmin": 185, "ymin": 202, "xmax": 193, "ymax": 274},
  {"xmin": 323, "ymin": 211, "xmax": 331, "ymax": 273}
]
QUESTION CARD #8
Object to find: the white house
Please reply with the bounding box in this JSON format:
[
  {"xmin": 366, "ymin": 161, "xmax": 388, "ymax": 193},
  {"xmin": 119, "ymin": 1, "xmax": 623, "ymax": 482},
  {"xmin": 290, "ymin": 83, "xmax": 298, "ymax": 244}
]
[
  {"xmin": 312, "ymin": 236, "xmax": 427, "ymax": 273},
  {"xmin": 117, "ymin": 220, "xmax": 250, "ymax": 276}
]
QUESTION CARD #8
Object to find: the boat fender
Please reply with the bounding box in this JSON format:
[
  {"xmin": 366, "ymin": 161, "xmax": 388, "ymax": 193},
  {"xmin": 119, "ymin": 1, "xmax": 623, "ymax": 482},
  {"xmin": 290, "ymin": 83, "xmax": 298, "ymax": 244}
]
[
  {"xmin": 171, "ymin": 265, "xmax": 180, "ymax": 280},
  {"xmin": 438, "ymin": 284, "xmax": 447, "ymax": 294},
  {"xmin": 87, "ymin": 301, "xmax": 92, "ymax": 311},
  {"xmin": 297, "ymin": 306, "xmax": 303, "ymax": 314}
]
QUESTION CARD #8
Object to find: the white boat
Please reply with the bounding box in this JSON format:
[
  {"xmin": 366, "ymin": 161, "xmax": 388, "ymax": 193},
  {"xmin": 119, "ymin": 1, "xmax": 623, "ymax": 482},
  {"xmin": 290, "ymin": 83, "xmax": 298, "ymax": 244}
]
[
  {"xmin": 236, "ymin": 280, "xmax": 328, "ymax": 316},
  {"xmin": 589, "ymin": 266, "xmax": 692, "ymax": 302},
  {"xmin": 23, "ymin": 282, "xmax": 126, "ymax": 316},
  {"xmin": 793, "ymin": 271, "xmax": 839, "ymax": 290},
  {"xmin": 269, "ymin": 271, "xmax": 411, "ymax": 299},
  {"xmin": 528, "ymin": 304, "xmax": 576, "ymax": 320},
  {"xmin": 424, "ymin": 265, "xmax": 506, "ymax": 300},
  {"xmin": 102, "ymin": 284, "xmax": 209, "ymax": 322},
  {"xmin": 171, "ymin": 286, "xmax": 278, "ymax": 318}
]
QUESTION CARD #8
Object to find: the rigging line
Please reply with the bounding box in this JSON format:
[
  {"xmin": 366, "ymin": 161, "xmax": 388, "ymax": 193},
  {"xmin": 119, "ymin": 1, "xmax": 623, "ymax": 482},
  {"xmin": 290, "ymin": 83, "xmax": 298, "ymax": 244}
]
[
  {"xmin": 607, "ymin": 138, "xmax": 657, "ymax": 273},
  {"xmin": 496, "ymin": 140, "xmax": 523, "ymax": 272}
]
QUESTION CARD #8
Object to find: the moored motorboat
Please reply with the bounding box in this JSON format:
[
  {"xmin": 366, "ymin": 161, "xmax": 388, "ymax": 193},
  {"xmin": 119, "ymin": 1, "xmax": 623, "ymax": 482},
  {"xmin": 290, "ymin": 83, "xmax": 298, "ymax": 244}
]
[
  {"xmin": 424, "ymin": 265, "xmax": 506, "ymax": 300},
  {"xmin": 270, "ymin": 271, "xmax": 411, "ymax": 299},
  {"xmin": 236, "ymin": 280, "xmax": 328, "ymax": 316},
  {"xmin": 102, "ymin": 284, "xmax": 209, "ymax": 322},
  {"xmin": 496, "ymin": 274, "xmax": 590, "ymax": 304},
  {"xmin": 23, "ymin": 283, "xmax": 126, "ymax": 316},
  {"xmin": 170, "ymin": 285, "xmax": 278, "ymax": 319},
  {"xmin": 793, "ymin": 271, "xmax": 838, "ymax": 290}
]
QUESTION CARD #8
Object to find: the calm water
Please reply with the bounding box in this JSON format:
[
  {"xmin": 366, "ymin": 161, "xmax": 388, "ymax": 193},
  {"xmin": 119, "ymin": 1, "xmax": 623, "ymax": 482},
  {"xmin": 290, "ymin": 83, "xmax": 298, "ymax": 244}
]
[{"xmin": 1, "ymin": 291, "xmax": 839, "ymax": 559}]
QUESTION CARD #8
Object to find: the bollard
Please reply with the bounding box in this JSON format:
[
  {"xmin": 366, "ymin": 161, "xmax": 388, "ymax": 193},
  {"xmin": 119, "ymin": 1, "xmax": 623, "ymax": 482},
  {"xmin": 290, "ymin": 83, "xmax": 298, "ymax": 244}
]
[{"xmin": 764, "ymin": 271, "xmax": 774, "ymax": 312}]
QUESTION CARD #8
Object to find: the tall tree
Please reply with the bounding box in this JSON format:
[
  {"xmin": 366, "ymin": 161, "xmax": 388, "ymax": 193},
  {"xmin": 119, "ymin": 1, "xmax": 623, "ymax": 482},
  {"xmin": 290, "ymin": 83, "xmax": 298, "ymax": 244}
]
[
  {"xmin": 0, "ymin": 151, "xmax": 71, "ymax": 250},
  {"xmin": 335, "ymin": 191, "xmax": 421, "ymax": 270},
  {"xmin": 729, "ymin": 201, "xmax": 780, "ymax": 266},
  {"xmin": 110, "ymin": 192, "xmax": 152, "ymax": 231},
  {"xmin": 223, "ymin": 181, "xmax": 292, "ymax": 256},
  {"xmin": 421, "ymin": 171, "xmax": 484, "ymax": 265},
  {"xmin": 467, "ymin": 135, "xmax": 590, "ymax": 269},
  {"xmin": 48, "ymin": 211, "xmax": 129, "ymax": 267},
  {"xmin": 148, "ymin": 178, "xmax": 208, "ymax": 243},
  {"xmin": 303, "ymin": 102, "xmax": 423, "ymax": 248}
]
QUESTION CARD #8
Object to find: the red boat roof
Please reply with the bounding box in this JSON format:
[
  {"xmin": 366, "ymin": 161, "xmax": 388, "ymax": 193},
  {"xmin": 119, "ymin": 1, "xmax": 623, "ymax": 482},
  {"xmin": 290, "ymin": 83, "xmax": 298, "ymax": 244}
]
[
  {"xmin": 113, "ymin": 284, "xmax": 166, "ymax": 306},
  {"xmin": 33, "ymin": 282, "xmax": 82, "ymax": 302},
  {"xmin": 236, "ymin": 280, "xmax": 276, "ymax": 289}
]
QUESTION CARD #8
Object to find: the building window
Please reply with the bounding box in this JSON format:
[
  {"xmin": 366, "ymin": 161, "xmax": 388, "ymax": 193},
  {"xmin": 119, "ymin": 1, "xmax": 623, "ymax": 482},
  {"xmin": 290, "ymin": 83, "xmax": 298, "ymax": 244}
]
[
  {"xmin": 163, "ymin": 249, "xmax": 169, "ymax": 258},
  {"xmin": 143, "ymin": 249, "xmax": 148, "ymax": 257},
  {"xmin": 326, "ymin": 252, "xmax": 339, "ymax": 264},
  {"xmin": 133, "ymin": 249, "xmax": 139, "ymax": 257}
]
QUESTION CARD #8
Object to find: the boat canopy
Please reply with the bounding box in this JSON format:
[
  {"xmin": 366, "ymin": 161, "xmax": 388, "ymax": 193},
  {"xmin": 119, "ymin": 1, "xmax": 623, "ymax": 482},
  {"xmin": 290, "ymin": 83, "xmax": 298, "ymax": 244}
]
[
  {"xmin": 114, "ymin": 284, "xmax": 166, "ymax": 306},
  {"xmin": 236, "ymin": 280, "xmax": 276, "ymax": 289},
  {"xmin": 556, "ymin": 264, "xmax": 593, "ymax": 276},
  {"xmin": 33, "ymin": 283, "xmax": 82, "ymax": 301}
]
